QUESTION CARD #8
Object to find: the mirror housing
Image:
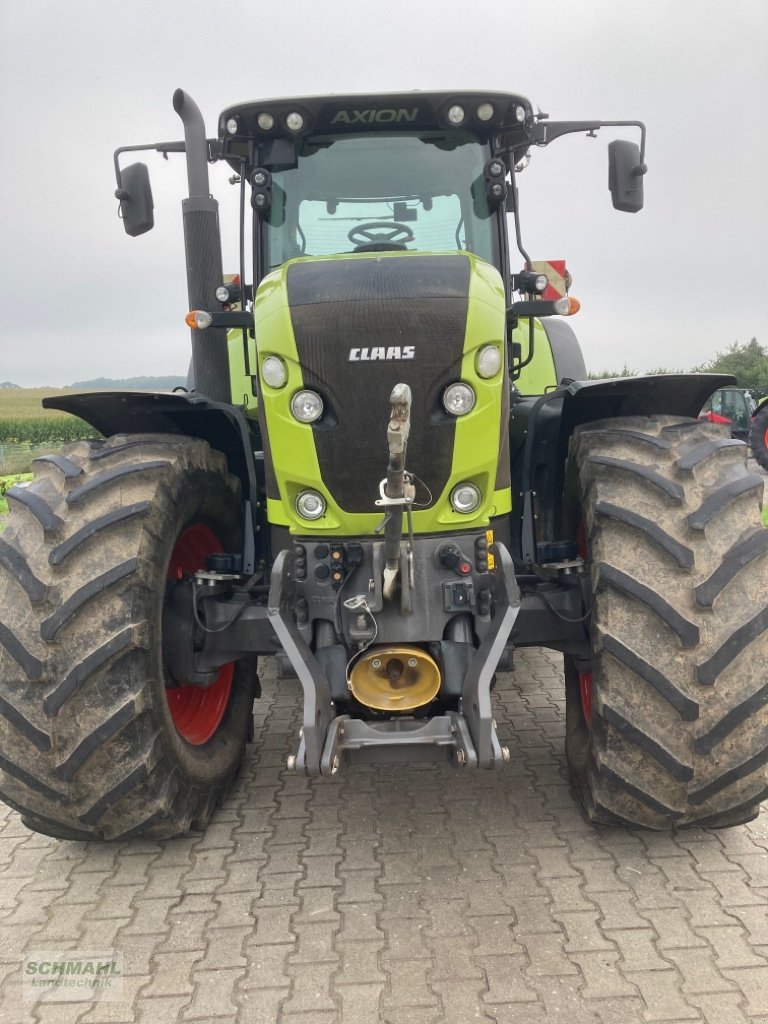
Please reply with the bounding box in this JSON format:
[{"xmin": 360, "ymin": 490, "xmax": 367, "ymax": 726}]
[
  {"xmin": 608, "ymin": 140, "xmax": 645, "ymax": 213},
  {"xmin": 116, "ymin": 162, "xmax": 154, "ymax": 236}
]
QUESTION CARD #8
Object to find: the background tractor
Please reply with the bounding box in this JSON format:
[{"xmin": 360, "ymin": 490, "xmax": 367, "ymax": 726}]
[{"xmin": 1, "ymin": 89, "xmax": 767, "ymax": 841}]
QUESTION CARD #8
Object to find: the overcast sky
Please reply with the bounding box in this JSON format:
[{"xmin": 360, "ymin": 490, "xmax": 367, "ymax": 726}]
[{"xmin": 1, "ymin": 0, "xmax": 766, "ymax": 387}]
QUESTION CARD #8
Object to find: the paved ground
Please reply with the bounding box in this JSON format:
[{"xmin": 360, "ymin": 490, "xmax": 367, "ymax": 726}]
[{"xmin": 0, "ymin": 650, "xmax": 767, "ymax": 1024}]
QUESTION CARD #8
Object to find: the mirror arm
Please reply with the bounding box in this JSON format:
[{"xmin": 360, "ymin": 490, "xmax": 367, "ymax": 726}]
[
  {"xmin": 113, "ymin": 141, "xmax": 186, "ymax": 193},
  {"xmin": 529, "ymin": 119, "xmax": 646, "ymax": 167}
]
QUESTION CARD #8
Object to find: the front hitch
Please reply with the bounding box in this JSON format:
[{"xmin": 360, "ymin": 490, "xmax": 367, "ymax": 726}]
[{"xmin": 376, "ymin": 383, "xmax": 415, "ymax": 602}]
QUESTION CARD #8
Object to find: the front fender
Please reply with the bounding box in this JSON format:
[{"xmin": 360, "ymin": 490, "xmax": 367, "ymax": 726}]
[
  {"xmin": 509, "ymin": 373, "xmax": 736, "ymax": 563},
  {"xmin": 43, "ymin": 390, "xmax": 262, "ymax": 506}
]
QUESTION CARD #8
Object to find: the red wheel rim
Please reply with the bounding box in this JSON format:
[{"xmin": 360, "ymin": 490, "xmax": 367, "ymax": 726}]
[
  {"xmin": 575, "ymin": 519, "xmax": 593, "ymax": 726},
  {"xmin": 165, "ymin": 524, "xmax": 234, "ymax": 745},
  {"xmin": 579, "ymin": 671, "xmax": 593, "ymax": 726},
  {"xmin": 763, "ymin": 427, "xmax": 768, "ymax": 451}
]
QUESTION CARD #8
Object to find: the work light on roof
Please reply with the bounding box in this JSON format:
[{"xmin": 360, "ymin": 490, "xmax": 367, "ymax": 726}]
[
  {"xmin": 513, "ymin": 104, "xmax": 526, "ymax": 123},
  {"xmin": 225, "ymin": 117, "xmax": 239, "ymax": 135},
  {"xmin": 477, "ymin": 102, "xmax": 495, "ymax": 122},
  {"xmin": 447, "ymin": 104, "xmax": 466, "ymax": 125},
  {"xmin": 257, "ymin": 112, "xmax": 275, "ymax": 131},
  {"xmin": 286, "ymin": 111, "xmax": 304, "ymax": 132}
]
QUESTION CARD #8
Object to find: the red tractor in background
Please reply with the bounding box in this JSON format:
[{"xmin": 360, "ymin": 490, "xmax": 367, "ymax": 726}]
[{"xmin": 700, "ymin": 388, "xmax": 768, "ymax": 471}]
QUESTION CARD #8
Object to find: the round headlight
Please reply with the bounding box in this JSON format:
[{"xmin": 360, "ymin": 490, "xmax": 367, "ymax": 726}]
[
  {"xmin": 476, "ymin": 346, "xmax": 502, "ymax": 379},
  {"xmin": 257, "ymin": 112, "xmax": 275, "ymax": 131},
  {"xmin": 447, "ymin": 104, "xmax": 465, "ymax": 125},
  {"xmin": 262, "ymin": 356, "xmax": 287, "ymax": 389},
  {"xmin": 450, "ymin": 483, "xmax": 482, "ymax": 515},
  {"xmin": 443, "ymin": 383, "xmax": 475, "ymax": 416},
  {"xmin": 291, "ymin": 390, "xmax": 324, "ymax": 423},
  {"xmin": 286, "ymin": 111, "xmax": 304, "ymax": 132},
  {"xmin": 477, "ymin": 102, "xmax": 494, "ymax": 122},
  {"xmin": 225, "ymin": 117, "xmax": 239, "ymax": 135},
  {"xmin": 296, "ymin": 490, "xmax": 326, "ymax": 521},
  {"xmin": 215, "ymin": 285, "xmax": 230, "ymax": 303},
  {"xmin": 513, "ymin": 104, "xmax": 526, "ymax": 123}
]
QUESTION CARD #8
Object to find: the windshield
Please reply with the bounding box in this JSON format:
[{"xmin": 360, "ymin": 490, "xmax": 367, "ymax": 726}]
[{"xmin": 264, "ymin": 131, "xmax": 498, "ymax": 270}]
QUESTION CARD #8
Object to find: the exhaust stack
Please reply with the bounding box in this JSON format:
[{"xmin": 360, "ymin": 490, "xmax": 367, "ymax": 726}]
[{"xmin": 173, "ymin": 89, "xmax": 231, "ymax": 403}]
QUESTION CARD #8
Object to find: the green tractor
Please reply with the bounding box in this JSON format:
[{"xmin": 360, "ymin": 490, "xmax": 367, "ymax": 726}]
[{"xmin": 1, "ymin": 90, "xmax": 767, "ymax": 841}]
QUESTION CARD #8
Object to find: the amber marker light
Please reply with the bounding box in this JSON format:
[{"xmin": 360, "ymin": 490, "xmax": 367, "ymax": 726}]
[
  {"xmin": 553, "ymin": 297, "xmax": 581, "ymax": 316},
  {"xmin": 185, "ymin": 310, "xmax": 212, "ymax": 329}
]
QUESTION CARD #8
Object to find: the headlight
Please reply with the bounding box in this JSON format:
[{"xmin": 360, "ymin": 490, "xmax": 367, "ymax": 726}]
[
  {"xmin": 450, "ymin": 483, "xmax": 482, "ymax": 514},
  {"xmin": 476, "ymin": 102, "xmax": 494, "ymax": 122},
  {"xmin": 291, "ymin": 390, "xmax": 324, "ymax": 423},
  {"xmin": 447, "ymin": 104, "xmax": 465, "ymax": 125},
  {"xmin": 262, "ymin": 356, "xmax": 287, "ymax": 389},
  {"xmin": 296, "ymin": 490, "xmax": 326, "ymax": 520},
  {"xmin": 475, "ymin": 346, "xmax": 502, "ymax": 379},
  {"xmin": 286, "ymin": 111, "xmax": 304, "ymax": 132},
  {"xmin": 442, "ymin": 383, "xmax": 475, "ymax": 416}
]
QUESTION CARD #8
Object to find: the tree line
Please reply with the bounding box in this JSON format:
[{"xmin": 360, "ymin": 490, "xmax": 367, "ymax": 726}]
[{"xmin": 590, "ymin": 337, "xmax": 766, "ymax": 395}]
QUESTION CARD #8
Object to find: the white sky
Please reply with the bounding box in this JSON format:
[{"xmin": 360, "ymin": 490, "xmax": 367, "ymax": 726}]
[{"xmin": 0, "ymin": 0, "xmax": 766, "ymax": 386}]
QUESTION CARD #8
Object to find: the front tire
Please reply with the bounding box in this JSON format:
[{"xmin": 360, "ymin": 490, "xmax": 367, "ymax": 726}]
[
  {"xmin": 566, "ymin": 416, "xmax": 768, "ymax": 828},
  {"xmin": 0, "ymin": 434, "xmax": 257, "ymax": 840}
]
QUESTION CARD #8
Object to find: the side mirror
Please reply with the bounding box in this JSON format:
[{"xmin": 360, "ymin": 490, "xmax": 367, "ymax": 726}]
[
  {"xmin": 608, "ymin": 140, "xmax": 646, "ymax": 213},
  {"xmin": 116, "ymin": 162, "xmax": 154, "ymax": 236}
]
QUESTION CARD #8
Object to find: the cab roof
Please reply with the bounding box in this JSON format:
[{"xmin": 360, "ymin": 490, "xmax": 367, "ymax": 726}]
[{"xmin": 218, "ymin": 90, "xmax": 534, "ymax": 144}]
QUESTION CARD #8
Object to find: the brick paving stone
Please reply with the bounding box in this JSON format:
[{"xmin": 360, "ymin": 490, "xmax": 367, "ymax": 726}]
[
  {"xmin": 696, "ymin": 926, "xmax": 768, "ymax": 969},
  {"xmin": 134, "ymin": 995, "xmax": 193, "ymax": 1023},
  {"xmin": 609, "ymin": 928, "xmax": 672, "ymax": 972},
  {"xmin": 685, "ymin": 992, "xmax": 753, "ymax": 1024},
  {"xmin": 427, "ymin": 936, "xmax": 485, "ymax": 981},
  {"xmin": 555, "ymin": 911, "xmax": 616, "ymax": 953},
  {"xmin": 380, "ymin": 957, "xmax": 437, "ymax": 1008},
  {"xmin": 334, "ymin": 982, "xmax": 384, "ymax": 1023},
  {"xmin": 662, "ymin": 947, "xmax": 739, "ymax": 995},
  {"xmin": 523, "ymin": 931, "xmax": 580, "ymax": 976},
  {"xmin": 480, "ymin": 953, "xmax": 539, "ymax": 1003},
  {"xmin": 623, "ymin": 969, "xmax": 702, "ymax": 1020},
  {"xmin": 281, "ymin": 962, "xmax": 337, "ymax": 1013},
  {"xmin": 721, "ymin": 966, "xmax": 768, "ymax": 1015},
  {"xmin": 335, "ymin": 941, "xmax": 386, "ymax": 986},
  {"xmin": 640, "ymin": 908, "xmax": 708, "ymax": 949},
  {"xmin": 570, "ymin": 950, "xmax": 639, "ymax": 998},
  {"xmin": 704, "ymin": 872, "xmax": 767, "ymax": 907},
  {"xmin": 183, "ymin": 967, "xmax": 245, "ymax": 1019},
  {"xmin": 139, "ymin": 949, "xmax": 203, "ymax": 997}
]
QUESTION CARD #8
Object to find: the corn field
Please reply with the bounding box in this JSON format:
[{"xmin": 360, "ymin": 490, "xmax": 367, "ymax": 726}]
[{"xmin": 0, "ymin": 389, "xmax": 97, "ymax": 473}]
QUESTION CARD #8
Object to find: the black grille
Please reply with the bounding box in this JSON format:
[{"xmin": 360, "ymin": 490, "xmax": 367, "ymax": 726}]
[{"xmin": 288, "ymin": 256, "xmax": 470, "ymax": 514}]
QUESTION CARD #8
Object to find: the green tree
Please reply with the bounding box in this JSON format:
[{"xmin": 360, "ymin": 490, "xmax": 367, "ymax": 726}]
[{"xmin": 692, "ymin": 338, "xmax": 768, "ymax": 395}]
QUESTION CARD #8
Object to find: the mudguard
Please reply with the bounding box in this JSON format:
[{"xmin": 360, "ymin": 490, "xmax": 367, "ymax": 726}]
[{"xmin": 508, "ymin": 372, "xmax": 736, "ymax": 563}]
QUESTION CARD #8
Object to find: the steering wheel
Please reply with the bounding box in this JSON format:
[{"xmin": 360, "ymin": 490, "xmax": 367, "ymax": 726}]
[{"xmin": 347, "ymin": 221, "xmax": 415, "ymax": 251}]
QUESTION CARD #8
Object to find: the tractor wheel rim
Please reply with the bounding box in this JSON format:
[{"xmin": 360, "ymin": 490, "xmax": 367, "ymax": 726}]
[
  {"xmin": 165, "ymin": 524, "xmax": 234, "ymax": 745},
  {"xmin": 763, "ymin": 427, "xmax": 768, "ymax": 451},
  {"xmin": 579, "ymin": 671, "xmax": 593, "ymax": 726},
  {"xmin": 575, "ymin": 518, "xmax": 593, "ymax": 726}
]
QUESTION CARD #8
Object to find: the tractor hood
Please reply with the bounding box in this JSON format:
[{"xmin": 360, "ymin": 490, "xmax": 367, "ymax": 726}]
[{"xmin": 253, "ymin": 251, "xmax": 510, "ymax": 535}]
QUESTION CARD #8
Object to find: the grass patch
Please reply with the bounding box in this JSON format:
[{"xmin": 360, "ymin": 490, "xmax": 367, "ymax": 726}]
[
  {"xmin": 762, "ymin": 505, "xmax": 768, "ymax": 528},
  {"xmin": 0, "ymin": 472, "xmax": 33, "ymax": 520}
]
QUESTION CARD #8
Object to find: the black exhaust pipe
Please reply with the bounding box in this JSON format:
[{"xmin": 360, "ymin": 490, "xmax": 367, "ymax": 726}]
[{"xmin": 173, "ymin": 89, "xmax": 231, "ymax": 403}]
